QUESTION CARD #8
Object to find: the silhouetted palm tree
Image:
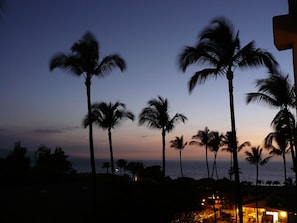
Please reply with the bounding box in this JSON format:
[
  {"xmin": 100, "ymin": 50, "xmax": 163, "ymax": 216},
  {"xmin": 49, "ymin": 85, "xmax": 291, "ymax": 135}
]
[
  {"xmin": 178, "ymin": 17, "xmax": 277, "ymax": 222},
  {"xmin": 170, "ymin": 135, "xmax": 187, "ymax": 178},
  {"xmin": 190, "ymin": 127, "xmax": 211, "ymax": 178},
  {"xmin": 116, "ymin": 159, "xmax": 128, "ymax": 176},
  {"xmin": 246, "ymin": 71, "xmax": 297, "ymax": 182},
  {"xmin": 102, "ymin": 162, "xmax": 111, "ymax": 174},
  {"xmin": 265, "ymin": 129, "xmax": 290, "ymax": 182},
  {"xmin": 221, "ymin": 131, "xmax": 250, "ymax": 180},
  {"xmin": 84, "ymin": 101, "xmax": 134, "ymax": 176},
  {"xmin": 127, "ymin": 161, "xmax": 145, "ymax": 181},
  {"xmin": 208, "ymin": 131, "xmax": 223, "ymax": 179},
  {"xmin": 138, "ymin": 96, "xmax": 187, "ymax": 179},
  {"xmin": 245, "ymin": 146, "xmax": 271, "ymax": 223},
  {"xmin": 49, "ymin": 32, "xmax": 126, "ymax": 207}
]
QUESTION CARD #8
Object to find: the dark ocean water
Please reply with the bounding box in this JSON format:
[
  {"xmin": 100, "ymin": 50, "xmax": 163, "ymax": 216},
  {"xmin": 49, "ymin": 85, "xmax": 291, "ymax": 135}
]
[{"xmin": 69, "ymin": 157, "xmax": 295, "ymax": 184}]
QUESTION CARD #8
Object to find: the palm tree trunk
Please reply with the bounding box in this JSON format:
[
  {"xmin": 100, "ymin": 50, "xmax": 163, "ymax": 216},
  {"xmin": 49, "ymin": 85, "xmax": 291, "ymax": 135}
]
[
  {"xmin": 108, "ymin": 129, "xmax": 115, "ymax": 176},
  {"xmin": 227, "ymin": 70, "xmax": 243, "ymax": 223},
  {"xmin": 179, "ymin": 150, "xmax": 183, "ymax": 178},
  {"xmin": 85, "ymin": 76, "xmax": 97, "ymax": 209},
  {"xmin": 282, "ymin": 152, "xmax": 287, "ymax": 182},
  {"xmin": 211, "ymin": 152, "xmax": 219, "ymax": 179},
  {"xmin": 205, "ymin": 145, "xmax": 210, "ymax": 178},
  {"xmin": 255, "ymin": 164, "xmax": 259, "ymax": 223},
  {"xmin": 162, "ymin": 128, "xmax": 166, "ymax": 180}
]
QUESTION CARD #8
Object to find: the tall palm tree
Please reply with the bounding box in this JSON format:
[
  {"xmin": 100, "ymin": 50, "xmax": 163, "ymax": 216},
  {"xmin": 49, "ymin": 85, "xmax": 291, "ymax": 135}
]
[
  {"xmin": 49, "ymin": 32, "xmax": 126, "ymax": 206},
  {"xmin": 178, "ymin": 17, "xmax": 278, "ymax": 222},
  {"xmin": 170, "ymin": 135, "xmax": 187, "ymax": 178},
  {"xmin": 138, "ymin": 96, "xmax": 187, "ymax": 179},
  {"xmin": 189, "ymin": 127, "xmax": 211, "ymax": 178},
  {"xmin": 84, "ymin": 101, "xmax": 134, "ymax": 176},
  {"xmin": 265, "ymin": 128, "xmax": 290, "ymax": 182},
  {"xmin": 208, "ymin": 131, "xmax": 223, "ymax": 179},
  {"xmin": 245, "ymin": 146, "xmax": 271, "ymax": 223},
  {"xmin": 179, "ymin": 18, "xmax": 277, "ymax": 223},
  {"xmin": 246, "ymin": 71, "xmax": 297, "ymax": 182}
]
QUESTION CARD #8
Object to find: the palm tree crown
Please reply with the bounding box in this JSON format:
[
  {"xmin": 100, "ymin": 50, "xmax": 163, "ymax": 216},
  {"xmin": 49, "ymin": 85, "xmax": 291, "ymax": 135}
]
[
  {"xmin": 86, "ymin": 101, "xmax": 135, "ymax": 130},
  {"xmin": 246, "ymin": 71, "xmax": 295, "ymax": 109},
  {"xmin": 49, "ymin": 32, "xmax": 126, "ymax": 78},
  {"xmin": 138, "ymin": 96, "xmax": 187, "ymax": 179},
  {"xmin": 179, "ymin": 17, "xmax": 278, "ymax": 92}
]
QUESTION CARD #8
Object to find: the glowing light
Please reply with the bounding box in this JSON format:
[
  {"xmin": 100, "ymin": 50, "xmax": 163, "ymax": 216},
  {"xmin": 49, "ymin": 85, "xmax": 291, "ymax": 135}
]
[{"xmin": 280, "ymin": 211, "xmax": 287, "ymax": 218}]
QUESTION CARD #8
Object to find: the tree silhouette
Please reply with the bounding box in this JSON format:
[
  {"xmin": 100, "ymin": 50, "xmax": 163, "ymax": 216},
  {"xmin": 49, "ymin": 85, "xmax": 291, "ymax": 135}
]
[
  {"xmin": 33, "ymin": 145, "xmax": 74, "ymax": 176},
  {"xmin": 84, "ymin": 101, "xmax": 134, "ymax": 176},
  {"xmin": 208, "ymin": 131, "xmax": 223, "ymax": 179},
  {"xmin": 5, "ymin": 141, "xmax": 31, "ymax": 175},
  {"xmin": 221, "ymin": 131, "xmax": 250, "ymax": 180},
  {"xmin": 190, "ymin": 127, "xmax": 211, "ymax": 178},
  {"xmin": 178, "ymin": 17, "xmax": 278, "ymax": 223},
  {"xmin": 138, "ymin": 96, "xmax": 187, "ymax": 179},
  {"xmin": 127, "ymin": 161, "xmax": 145, "ymax": 181},
  {"xmin": 49, "ymin": 31, "xmax": 126, "ymax": 207},
  {"xmin": 245, "ymin": 146, "xmax": 271, "ymax": 223},
  {"xmin": 116, "ymin": 159, "xmax": 128, "ymax": 176},
  {"xmin": 265, "ymin": 129, "xmax": 290, "ymax": 182},
  {"xmin": 102, "ymin": 162, "xmax": 111, "ymax": 174},
  {"xmin": 246, "ymin": 70, "xmax": 297, "ymax": 183},
  {"xmin": 170, "ymin": 135, "xmax": 187, "ymax": 178}
]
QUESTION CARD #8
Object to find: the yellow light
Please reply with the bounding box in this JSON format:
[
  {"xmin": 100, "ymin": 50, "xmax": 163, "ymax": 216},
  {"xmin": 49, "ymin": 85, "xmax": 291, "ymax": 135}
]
[{"xmin": 280, "ymin": 211, "xmax": 287, "ymax": 218}]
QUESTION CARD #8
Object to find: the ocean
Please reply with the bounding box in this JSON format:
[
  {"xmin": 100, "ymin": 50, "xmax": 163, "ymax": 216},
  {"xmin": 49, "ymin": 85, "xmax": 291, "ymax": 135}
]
[{"xmin": 70, "ymin": 157, "xmax": 295, "ymax": 185}]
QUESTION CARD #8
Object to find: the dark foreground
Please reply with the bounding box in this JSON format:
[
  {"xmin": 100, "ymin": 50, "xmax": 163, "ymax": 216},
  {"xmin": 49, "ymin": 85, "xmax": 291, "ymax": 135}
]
[
  {"xmin": 1, "ymin": 174, "xmax": 296, "ymax": 223},
  {"xmin": 0, "ymin": 174, "xmax": 205, "ymax": 223}
]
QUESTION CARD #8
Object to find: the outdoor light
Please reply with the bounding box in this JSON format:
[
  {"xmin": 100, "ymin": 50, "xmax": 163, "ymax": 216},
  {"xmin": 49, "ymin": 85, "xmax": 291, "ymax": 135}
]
[{"xmin": 280, "ymin": 211, "xmax": 287, "ymax": 218}]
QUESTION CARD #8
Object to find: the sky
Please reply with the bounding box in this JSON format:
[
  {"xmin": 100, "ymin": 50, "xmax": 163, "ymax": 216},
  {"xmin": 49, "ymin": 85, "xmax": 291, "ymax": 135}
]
[{"xmin": 0, "ymin": 0, "xmax": 295, "ymax": 164}]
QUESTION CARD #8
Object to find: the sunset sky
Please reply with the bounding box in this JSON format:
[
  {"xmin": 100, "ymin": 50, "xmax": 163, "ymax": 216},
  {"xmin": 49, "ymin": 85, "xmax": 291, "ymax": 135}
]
[{"xmin": 0, "ymin": 0, "xmax": 294, "ymax": 163}]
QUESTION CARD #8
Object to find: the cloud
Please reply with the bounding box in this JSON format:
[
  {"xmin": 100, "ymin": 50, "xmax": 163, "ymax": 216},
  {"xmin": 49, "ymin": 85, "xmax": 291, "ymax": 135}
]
[
  {"xmin": 33, "ymin": 126, "xmax": 81, "ymax": 134},
  {"xmin": 33, "ymin": 129, "xmax": 62, "ymax": 134}
]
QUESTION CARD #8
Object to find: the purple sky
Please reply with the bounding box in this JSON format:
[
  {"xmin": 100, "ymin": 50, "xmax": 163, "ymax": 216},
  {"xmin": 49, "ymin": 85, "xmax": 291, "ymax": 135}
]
[{"xmin": 0, "ymin": 0, "xmax": 294, "ymax": 162}]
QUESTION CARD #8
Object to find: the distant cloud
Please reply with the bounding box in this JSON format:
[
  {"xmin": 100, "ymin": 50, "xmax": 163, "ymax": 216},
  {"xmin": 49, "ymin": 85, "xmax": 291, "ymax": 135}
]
[
  {"xmin": 139, "ymin": 134, "xmax": 157, "ymax": 138},
  {"xmin": 33, "ymin": 126, "xmax": 81, "ymax": 134},
  {"xmin": 33, "ymin": 129, "xmax": 62, "ymax": 134}
]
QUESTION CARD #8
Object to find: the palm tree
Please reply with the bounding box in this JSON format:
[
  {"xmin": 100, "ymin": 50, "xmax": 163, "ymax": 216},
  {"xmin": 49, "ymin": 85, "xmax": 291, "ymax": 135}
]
[
  {"xmin": 208, "ymin": 131, "xmax": 223, "ymax": 179},
  {"xmin": 221, "ymin": 131, "xmax": 251, "ymax": 180},
  {"xmin": 189, "ymin": 127, "xmax": 211, "ymax": 178},
  {"xmin": 138, "ymin": 96, "xmax": 187, "ymax": 179},
  {"xmin": 170, "ymin": 135, "xmax": 187, "ymax": 178},
  {"xmin": 49, "ymin": 32, "xmax": 126, "ymax": 206},
  {"xmin": 245, "ymin": 146, "xmax": 271, "ymax": 223},
  {"xmin": 116, "ymin": 159, "xmax": 128, "ymax": 176},
  {"xmin": 246, "ymin": 71, "xmax": 297, "ymax": 182},
  {"xmin": 264, "ymin": 129, "xmax": 290, "ymax": 182},
  {"xmin": 178, "ymin": 17, "xmax": 277, "ymax": 223},
  {"xmin": 84, "ymin": 101, "xmax": 134, "ymax": 176},
  {"xmin": 102, "ymin": 162, "xmax": 111, "ymax": 174},
  {"xmin": 127, "ymin": 161, "xmax": 145, "ymax": 181}
]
